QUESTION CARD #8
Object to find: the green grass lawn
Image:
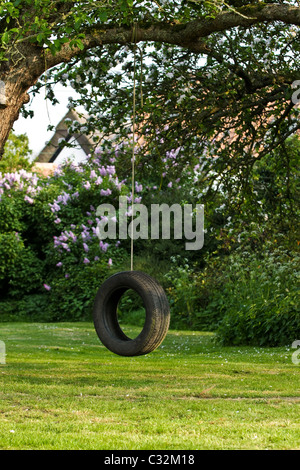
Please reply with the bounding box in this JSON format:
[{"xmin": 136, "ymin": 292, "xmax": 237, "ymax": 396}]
[{"xmin": 0, "ymin": 322, "xmax": 299, "ymax": 450}]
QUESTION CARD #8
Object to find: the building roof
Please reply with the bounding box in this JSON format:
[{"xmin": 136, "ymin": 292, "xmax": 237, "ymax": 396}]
[{"xmin": 36, "ymin": 109, "xmax": 99, "ymax": 163}]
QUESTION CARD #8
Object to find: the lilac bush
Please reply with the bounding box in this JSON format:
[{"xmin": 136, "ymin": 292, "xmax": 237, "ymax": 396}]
[
  {"xmin": 0, "ymin": 139, "xmax": 236, "ymax": 321},
  {"xmin": 0, "ymin": 152, "xmax": 133, "ymax": 319}
]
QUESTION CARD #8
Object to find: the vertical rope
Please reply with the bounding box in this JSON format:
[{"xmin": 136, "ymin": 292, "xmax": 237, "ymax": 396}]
[{"xmin": 130, "ymin": 28, "xmax": 137, "ymax": 272}]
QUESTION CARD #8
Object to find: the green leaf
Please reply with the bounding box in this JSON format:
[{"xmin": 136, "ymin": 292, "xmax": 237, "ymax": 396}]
[
  {"xmin": 1, "ymin": 31, "xmax": 9, "ymax": 44},
  {"xmin": 99, "ymin": 10, "xmax": 108, "ymax": 22}
]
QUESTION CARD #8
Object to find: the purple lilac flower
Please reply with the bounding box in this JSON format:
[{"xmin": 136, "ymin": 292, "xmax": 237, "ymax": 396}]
[
  {"xmin": 49, "ymin": 202, "xmax": 61, "ymax": 213},
  {"xmin": 115, "ymin": 182, "xmax": 122, "ymax": 191},
  {"xmin": 108, "ymin": 258, "xmax": 113, "ymax": 266},
  {"xmin": 83, "ymin": 181, "xmax": 91, "ymax": 190},
  {"xmin": 24, "ymin": 195, "xmax": 34, "ymax": 204},
  {"xmin": 83, "ymin": 257, "xmax": 90, "ymax": 264},
  {"xmin": 135, "ymin": 182, "xmax": 143, "ymax": 193},
  {"xmin": 70, "ymin": 232, "xmax": 77, "ymax": 243},
  {"xmin": 95, "ymin": 158, "xmax": 103, "ymax": 167},
  {"xmin": 56, "ymin": 262, "xmax": 63, "ymax": 267},
  {"xmin": 54, "ymin": 167, "xmax": 63, "ymax": 177},
  {"xmin": 61, "ymin": 243, "xmax": 70, "ymax": 251},
  {"xmin": 99, "ymin": 240, "xmax": 109, "ymax": 252},
  {"xmin": 26, "ymin": 185, "xmax": 36, "ymax": 195},
  {"xmin": 81, "ymin": 226, "xmax": 91, "ymax": 241},
  {"xmin": 43, "ymin": 284, "xmax": 51, "ymax": 291},
  {"xmin": 106, "ymin": 166, "xmax": 115, "ymax": 175},
  {"xmin": 57, "ymin": 192, "xmax": 70, "ymax": 205},
  {"xmin": 83, "ymin": 243, "xmax": 89, "ymax": 253},
  {"xmin": 100, "ymin": 188, "xmax": 112, "ymax": 196},
  {"xmin": 75, "ymin": 166, "xmax": 84, "ymax": 173}
]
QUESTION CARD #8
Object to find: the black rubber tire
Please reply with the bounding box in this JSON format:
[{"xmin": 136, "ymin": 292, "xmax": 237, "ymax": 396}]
[{"xmin": 93, "ymin": 271, "xmax": 170, "ymax": 356}]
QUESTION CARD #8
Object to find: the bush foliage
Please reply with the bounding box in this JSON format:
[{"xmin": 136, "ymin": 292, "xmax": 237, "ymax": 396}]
[{"xmin": 0, "ymin": 134, "xmax": 299, "ymax": 346}]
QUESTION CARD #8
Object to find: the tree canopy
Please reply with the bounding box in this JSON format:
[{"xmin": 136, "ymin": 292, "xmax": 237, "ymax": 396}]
[{"xmin": 0, "ymin": 0, "xmax": 300, "ymax": 168}]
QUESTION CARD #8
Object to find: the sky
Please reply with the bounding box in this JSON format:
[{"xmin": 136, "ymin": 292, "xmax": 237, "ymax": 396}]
[{"xmin": 13, "ymin": 82, "xmax": 83, "ymax": 160}]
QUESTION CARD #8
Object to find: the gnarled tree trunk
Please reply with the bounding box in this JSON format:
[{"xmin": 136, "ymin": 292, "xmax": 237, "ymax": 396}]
[
  {"xmin": 0, "ymin": 82, "xmax": 30, "ymax": 158},
  {"xmin": 0, "ymin": 45, "xmax": 44, "ymax": 157}
]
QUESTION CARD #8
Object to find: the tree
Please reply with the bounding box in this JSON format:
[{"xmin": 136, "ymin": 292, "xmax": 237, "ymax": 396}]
[
  {"xmin": 0, "ymin": 0, "xmax": 300, "ymax": 158},
  {"xmin": 0, "ymin": 131, "xmax": 32, "ymax": 171}
]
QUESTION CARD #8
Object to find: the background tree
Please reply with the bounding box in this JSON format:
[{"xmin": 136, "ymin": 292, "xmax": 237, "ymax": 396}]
[
  {"xmin": 47, "ymin": 20, "xmax": 299, "ymax": 186},
  {"xmin": 0, "ymin": 0, "xmax": 300, "ymax": 158},
  {"xmin": 0, "ymin": 131, "xmax": 32, "ymax": 171}
]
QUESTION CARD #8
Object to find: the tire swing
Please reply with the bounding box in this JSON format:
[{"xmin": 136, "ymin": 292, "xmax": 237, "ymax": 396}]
[
  {"xmin": 93, "ymin": 33, "xmax": 170, "ymax": 356},
  {"xmin": 93, "ymin": 271, "xmax": 170, "ymax": 356}
]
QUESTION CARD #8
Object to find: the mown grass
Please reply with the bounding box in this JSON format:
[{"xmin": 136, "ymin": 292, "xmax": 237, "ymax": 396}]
[{"xmin": 0, "ymin": 322, "xmax": 299, "ymax": 450}]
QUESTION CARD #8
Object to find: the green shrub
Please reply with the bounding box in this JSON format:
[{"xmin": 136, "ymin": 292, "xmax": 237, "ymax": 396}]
[
  {"xmin": 0, "ymin": 156, "xmax": 130, "ymax": 320},
  {"xmin": 0, "ymin": 194, "xmax": 26, "ymax": 233},
  {"xmin": 164, "ymin": 257, "xmax": 201, "ymax": 329},
  {"xmin": 162, "ymin": 245, "xmax": 300, "ymax": 346},
  {"xmin": 214, "ymin": 249, "xmax": 300, "ymax": 346},
  {"xmin": 0, "ymin": 135, "xmax": 298, "ymax": 345},
  {"xmin": 0, "ymin": 132, "xmax": 33, "ymax": 173},
  {"xmin": 0, "ymin": 295, "xmax": 50, "ymax": 322},
  {"xmin": 43, "ymin": 263, "xmax": 109, "ymax": 321},
  {"xmin": 0, "ymin": 232, "xmax": 43, "ymax": 298}
]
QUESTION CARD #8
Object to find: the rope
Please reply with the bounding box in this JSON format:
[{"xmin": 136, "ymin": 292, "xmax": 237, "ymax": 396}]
[{"xmin": 130, "ymin": 25, "xmax": 137, "ymax": 272}]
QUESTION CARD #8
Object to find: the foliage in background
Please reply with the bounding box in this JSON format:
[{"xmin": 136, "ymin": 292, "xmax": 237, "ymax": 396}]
[
  {"xmin": 0, "ymin": 148, "xmax": 129, "ymax": 321},
  {"xmin": 215, "ymin": 248, "xmax": 300, "ymax": 346},
  {"xmin": 165, "ymin": 245, "xmax": 300, "ymax": 346},
  {"xmin": 0, "ymin": 132, "xmax": 33, "ymax": 172},
  {"xmin": 0, "ymin": 131, "xmax": 299, "ymax": 346},
  {"xmin": 45, "ymin": 19, "xmax": 300, "ymax": 198}
]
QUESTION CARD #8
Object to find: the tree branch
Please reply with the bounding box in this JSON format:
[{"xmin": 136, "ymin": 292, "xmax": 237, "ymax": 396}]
[{"xmin": 45, "ymin": 4, "xmax": 300, "ymax": 68}]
